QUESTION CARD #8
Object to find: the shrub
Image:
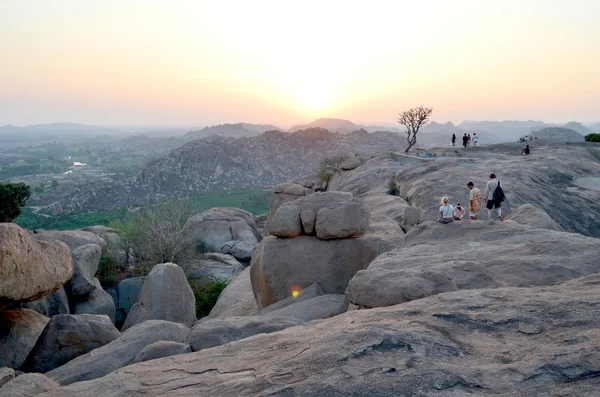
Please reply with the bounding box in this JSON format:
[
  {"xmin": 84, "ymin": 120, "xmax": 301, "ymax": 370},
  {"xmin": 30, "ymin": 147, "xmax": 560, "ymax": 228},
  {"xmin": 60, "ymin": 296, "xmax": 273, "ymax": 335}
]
[
  {"xmin": 388, "ymin": 176, "xmax": 399, "ymax": 196},
  {"xmin": 585, "ymin": 133, "xmax": 600, "ymax": 142},
  {"xmin": 188, "ymin": 278, "xmax": 229, "ymax": 319},
  {"xmin": 0, "ymin": 182, "xmax": 31, "ymax": 222},
  {"xmin": 317, "ymin": 154, "xmax": 350, "ymax": 182},
  {"xmin": 96, "ymin": 255, "xmax": 119, "ymax": 287}
]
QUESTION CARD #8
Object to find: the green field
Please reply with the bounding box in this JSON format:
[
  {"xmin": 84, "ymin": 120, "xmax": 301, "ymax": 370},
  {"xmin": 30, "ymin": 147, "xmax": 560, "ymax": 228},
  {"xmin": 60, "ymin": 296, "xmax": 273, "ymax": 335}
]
[{"xmin": 14, "ymin": 189, "xmax": 270, "ymax": 230}]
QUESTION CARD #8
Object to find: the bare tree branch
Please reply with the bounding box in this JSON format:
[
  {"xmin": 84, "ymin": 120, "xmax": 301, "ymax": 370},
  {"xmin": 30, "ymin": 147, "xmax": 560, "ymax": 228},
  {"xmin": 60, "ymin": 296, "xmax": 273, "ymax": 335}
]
[{"xmin": 397, "ymin": 106, "xmax": 433, "ymax": 153}]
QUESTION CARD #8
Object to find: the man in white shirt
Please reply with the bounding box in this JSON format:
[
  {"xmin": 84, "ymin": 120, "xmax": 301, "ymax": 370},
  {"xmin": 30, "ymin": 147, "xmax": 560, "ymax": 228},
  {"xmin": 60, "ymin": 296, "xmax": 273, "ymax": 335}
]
[{"xmin": 484, "ymin": 173, "xmax": 503, "ymax": 221}]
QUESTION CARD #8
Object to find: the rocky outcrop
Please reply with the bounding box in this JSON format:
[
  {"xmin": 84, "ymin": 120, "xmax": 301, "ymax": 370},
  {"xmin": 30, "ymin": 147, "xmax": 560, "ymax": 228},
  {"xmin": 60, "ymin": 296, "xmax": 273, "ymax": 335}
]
[
  {"xmin": 67, "ymin": 244, "xmax": 102, "ymax": 296},
  {"xmin": 0, "ymin": 309, "xmax": 49, "ymax": 369},
  {"xmin": 184, "ymin": 254, "xmax": 244, "ymax": 284},
  {"xmin": 207, "ymin": 267, "xmax": 258, "ymax": 319},
  {"xmin": 122, "ymin": 263, "xmax": 195, "ymax": 331},
  {"xmin": 182, "ymin": 208, "xmax": 262, "ymax": 253},
  {"xmin": 0, "ymin": 367, "xmax": 15, "ymax": 388},
  {"xmin": 46, "ymin": 320, "xmax": 190, "ymax": 386},
  {"xmin": 131, "ymin": 341, "xmax": 191, "ymax": 364},
  {"xmin": 37, "ymin": 273, "xmax": 600, "ymax": 396},
  {"xmin": 314, "ymin": 200, "xmax": 370, "ymax": 239},
  {"xmin": 33, "ymin": 229, "xmax": 106, "ymax": 251},
  {"xmin": 0, "ymin": 373, "xmax": 58, "ymax": 397},
  {"xmin": 23, "ymin": 314, "xmax": 120, "ymax": 373},
  {"xmin": 531, "ymin": 127, "xmax": 585, "ymax": 142},
  {"xmin": 347, "ymin": 221, "xmax": 600, "ymax": 308},
  {"xmin": 0, "ymin": 223, "xmax": 73, "ymax": 306},
  {"xmin": 262, "ymin": 294, "xmax": 349, "ymax": 322},
  {"xmin": 112, "ymin": 277, "xmax": 144, "ymax": 327},
  {"xmin": 505, "ymin": 204, "xmax": 564, "ymax": 231},
  {"xmin": 70, "ymin": 278, "xmax": 115, "ymax": 323},
  {"xmin": 19, "ymin": 287, "xmax": 70, "ymax": 317}
]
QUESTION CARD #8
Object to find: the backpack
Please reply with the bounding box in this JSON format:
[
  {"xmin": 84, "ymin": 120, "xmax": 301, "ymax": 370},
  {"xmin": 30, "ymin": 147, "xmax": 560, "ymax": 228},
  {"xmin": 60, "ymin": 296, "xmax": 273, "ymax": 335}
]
[{"xmin": 493, "ymin": 181, "xmax": 505, "ymax": 203}]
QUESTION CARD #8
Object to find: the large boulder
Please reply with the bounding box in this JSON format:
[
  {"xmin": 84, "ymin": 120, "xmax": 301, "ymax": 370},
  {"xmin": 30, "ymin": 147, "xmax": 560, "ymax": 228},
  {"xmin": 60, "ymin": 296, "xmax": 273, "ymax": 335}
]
[
  {"xmin": 70, "ymin": 278, "xmax": 116, "ymax": 323},
  {"xmin": 504, "ymin": 204, "xmax": 564, "ymax": 231},
  {"xmin": 0, "ymin": 373, "xmax": 58, "ymax": 397},
  {"xmin": 0, "ymin": 309, "xmax": 49, "ymax": 369},
  {"xmin": 0, "ymin": 367, "xmax": 15, "ymax": 388},
  {"xmin": 250, "ymin": 234, "xmax": 397, "ymax": 309},
  {"xmin": 207, "ymin": 267, "xmax": 258, "ymax": 319},
  {"xmin": 113, "ymin": 277, "xmax": 144, "ymax": 326},
  {"xmin": 0, "ymin": 223, "xmax": 73, "ymax": 306},
  {"xmin": 221, "ymin": 240, "xmax": 255, "ymax": 261},
  {"xmin": 33, "ymin": 229, "xmax": 107, "ymax": 251},
  {"xmin": 131, "ymin": 341, "xmax": 191, "ymax": 364},
  {"xmin": 266, "ymin": 204, "xmax": 302, "ymax": 238},
  {"xmin": 183, "ymin": 254, "xmax": 244, "ymax": 284},
  {"xmin": 37, "ymin": 274, "xmax": 600, "ymax": 396},
  {"xmin": 121, "ymin": 263, "xmax": 195, "ymax": 331},
  {"xmin": 364, "ymin": 194, "xmax": 423, "ymax": 233},
  {"xmin": 314, "ymin": 199, "xmax": 370, "ymax": 240},
  {"xmin": 347, "ymin": 221, "xmax": 600, "ymax": 308},
  {"xmin": 182, "ymin": 208, "xmax": 262, "ymax": 253},
  {"xmin": 187, "ymin": 316, "xmax": 303, "ymax": 352},
  {"xmin": 46, "ymin": 320, "xmax": 190, "ymax": 386},
  {"xmin": 23, "ymin": 314, "xmax": 120, "ymax": 373},
  {"xmin": 265, "ymin": 180, "xmax": 318, "ymax": 232},
  {"xmin": 262, "ymin": 294, "xmax": 349, "ymax": 322},
  {"xmin": 19, "ymin": 287, "xmax": 70, "ymax": 317},
  {"xmin": 67, "ymin": 244, "xmax": 102, "ymax": 296}
]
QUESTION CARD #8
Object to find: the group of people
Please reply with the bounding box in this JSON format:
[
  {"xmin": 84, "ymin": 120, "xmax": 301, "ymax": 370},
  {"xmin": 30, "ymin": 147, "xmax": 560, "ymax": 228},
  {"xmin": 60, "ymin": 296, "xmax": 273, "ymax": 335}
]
[
  {"xmin": 451, "ymin": 133, "xmax": 478, "ymax": 148},
  {"xmin": 438, "ymin": 173, "xmax": 505, "ymax": 224}
]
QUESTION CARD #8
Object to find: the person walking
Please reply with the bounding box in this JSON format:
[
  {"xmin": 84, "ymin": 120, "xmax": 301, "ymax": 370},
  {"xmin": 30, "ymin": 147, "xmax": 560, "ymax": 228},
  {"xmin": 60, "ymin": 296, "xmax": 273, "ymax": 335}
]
[
  {"xmin": 438, "ymin": 196, "xmax": 454, "ymax": 224},
  {"xmin": 467, "ymin": 134, "xmax": 471, "ymax": 147},
  {"xmin": 484, "ymin": 173, "xmax": 504, "ymax": 221},
  {"xmin": 473, "ymin": 133, "xmax": 479, "ymax": 147},
  {"xmin": 462, "ymin": 133, "xmax": 468, "ymax": 148},
  {"xmin": 467, "ymin": 181, "xmax": 483, "ymax": 220},
  {"xmin": 452, "ymin": 133, "xmax": 456, "ymax": 146}
]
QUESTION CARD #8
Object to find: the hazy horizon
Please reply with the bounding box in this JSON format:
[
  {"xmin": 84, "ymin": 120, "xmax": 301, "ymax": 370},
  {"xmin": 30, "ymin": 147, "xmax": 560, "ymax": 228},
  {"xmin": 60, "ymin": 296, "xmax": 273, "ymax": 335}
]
[{"xmin": 1, "ymin": 1, "xmax": 599, "ymax": 127}]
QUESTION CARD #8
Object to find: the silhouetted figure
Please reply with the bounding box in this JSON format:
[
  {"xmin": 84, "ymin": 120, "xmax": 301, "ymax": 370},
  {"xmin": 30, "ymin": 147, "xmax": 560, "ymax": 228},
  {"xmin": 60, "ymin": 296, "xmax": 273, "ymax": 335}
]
[
  {"xmin": 462, "ymin": 133, "xmax": 468, "ymax": 148},
  {"xmin": 521, "ymin": 144, "xmax": 530, "ymax": 155},
  {"xmin": 467, "ymin": 134, "xmax": 471, "ymax": 147},
  {"xmin": 452, "ymin": 134, "xmax": 456, "ymax": 146}
]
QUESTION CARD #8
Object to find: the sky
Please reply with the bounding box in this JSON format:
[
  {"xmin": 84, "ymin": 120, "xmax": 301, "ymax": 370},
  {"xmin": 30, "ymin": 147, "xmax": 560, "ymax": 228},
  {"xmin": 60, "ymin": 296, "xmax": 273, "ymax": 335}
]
[{"xmin": 1, "ymin": 0, "xmax": 599, "ymax": 127}]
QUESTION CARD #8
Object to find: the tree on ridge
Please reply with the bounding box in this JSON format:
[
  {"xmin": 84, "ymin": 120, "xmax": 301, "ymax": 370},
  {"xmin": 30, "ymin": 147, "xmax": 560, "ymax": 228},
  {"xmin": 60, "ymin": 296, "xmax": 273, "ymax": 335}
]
[{"xmin": 397, "ymin": 106, "xmax": 433, "ymax": 153}]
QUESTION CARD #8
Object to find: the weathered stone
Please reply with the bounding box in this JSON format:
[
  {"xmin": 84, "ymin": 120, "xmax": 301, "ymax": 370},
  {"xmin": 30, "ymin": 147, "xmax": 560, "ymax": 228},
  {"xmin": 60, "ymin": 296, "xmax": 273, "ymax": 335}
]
[
  {"xmin": 71, "ymin": 278, "xmax": 115, "ymax": 323},
  {"xmin": 266, "ymin": 204, "xmax": 302, "ymax": 237},
  {"xmin": 263, "ymin": 294, "xmax": 349, "ymax": 322},
  {"xmin": 0, "ymin": 373, "xmax": 58, "ymax": 397},
  {"xmin": 183, "ymin": 255, "xmax": 244, "ymax": 284},
  {"xmin": 505, "ymin": 203, "xmax": 564, "ymax": 231},
  {"xmin": 258, "ymin": 283, "xmax": 324, "ymax": 315},
  {"xmin": 228, "ymin": 240, "xmax": 255, "ymax": 261},
  {"xmin": 121, "ymin": 263, "xmax": 195, "ymax": 331},
  {"xmin": 300, "ymin": 210, "xmax": 316, "ymax": 235},
  {"xmin": 207, "ymin": 267, "xmax": 258, "ymax": 319},
  {"xmin": 0, "ymin": 309, "xmax": 49, "ymax": 369},
  {"xmin": 33, "ymin": 229, "xmax": 106, "ymax": 251},
  {"xmin": 131, "ymin": 341, "xmax": 191, "ymax": 364},
  {"xmin": 19, "ymin": 287, "xmax": 70, "ymax": 317},
  {"xmin": 340, "ymin": 157, "xmax": 362, "ymax": 170},
  {"xmin": 0, "ymin": 367, "xmax": 15, "ymax": 388},
  {"xmin": 67, "ymin": 244, "xmax": 102, "ymax": 296},
  {"xmin": 187, "ymin": 316, "xmax": 302, "ymax": 352},
  {"xmin": 0, "ymin": 223, "xmax": 73, "ymax": 305},
  {"xmin": 315, "ymin": 199, "xmax": 370, "ymax": 240},
  {"xmin": 115, "ymin": 277, "xmax": 144, "ymax": 321},
  {"xmin": 23, "ymin": 314, "xmax": 120, "ymax": 373},
  {"xmin": 46, "ymin": 320, "xmax": 190, "ymax": 386}
]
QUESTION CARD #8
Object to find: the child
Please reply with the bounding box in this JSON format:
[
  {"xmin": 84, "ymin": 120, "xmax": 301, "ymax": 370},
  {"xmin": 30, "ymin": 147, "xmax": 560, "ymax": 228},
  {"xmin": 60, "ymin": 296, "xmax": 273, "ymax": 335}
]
[{"xmin": 453, "ymin": 202, "xmax": 466, "ymax": 220}]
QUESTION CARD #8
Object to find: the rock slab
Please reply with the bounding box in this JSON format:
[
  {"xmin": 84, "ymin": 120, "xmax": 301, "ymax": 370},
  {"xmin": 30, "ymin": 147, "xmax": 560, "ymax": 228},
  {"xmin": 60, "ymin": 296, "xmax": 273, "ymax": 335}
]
[{"xmin": 0, "ymin": 309, "xmax": 49, "ymax": 369}]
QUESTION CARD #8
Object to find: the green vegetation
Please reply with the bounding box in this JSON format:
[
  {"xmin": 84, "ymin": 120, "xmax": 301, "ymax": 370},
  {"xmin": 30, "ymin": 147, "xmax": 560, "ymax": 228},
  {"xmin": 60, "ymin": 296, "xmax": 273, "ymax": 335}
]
[
  {"xmin": 585, "ymin": 134, "xmax": 600, "ymax": 142},
  {"xmin": 0, "ymin": 182, "xmax": 31, "ymax": 222},
  {"xmin": 188, "ymin": 278, "xmax": 229, "ymax": 318},
  {"xmin": 317, "ymin": 154, "xmax": 350, "ymax": 182},
  {"xmin": 96, "ymin": 255, "xmax": 120, "ymax": 287}
]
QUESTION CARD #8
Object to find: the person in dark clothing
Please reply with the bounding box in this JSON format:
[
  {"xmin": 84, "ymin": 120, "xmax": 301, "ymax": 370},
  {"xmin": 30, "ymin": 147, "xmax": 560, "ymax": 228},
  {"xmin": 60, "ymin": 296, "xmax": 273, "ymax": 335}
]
[
  {"xmin": 452, "ymin": 134, "xmax": 456, "ymax": 146},
  {"xmin": 462, "ymin": 133, "xmax": 468, "ymax": 148},
  {"xmin": 521, "ymin": 145, "xmax": 530, "ymax": 155}
]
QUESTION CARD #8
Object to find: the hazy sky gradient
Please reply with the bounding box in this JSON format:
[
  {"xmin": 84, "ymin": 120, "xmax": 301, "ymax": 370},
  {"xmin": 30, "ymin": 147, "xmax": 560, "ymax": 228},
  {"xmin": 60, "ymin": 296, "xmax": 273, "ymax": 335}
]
[{"xmin": 1, "ymin": 0, "xmax": 599, "ymax": 127}]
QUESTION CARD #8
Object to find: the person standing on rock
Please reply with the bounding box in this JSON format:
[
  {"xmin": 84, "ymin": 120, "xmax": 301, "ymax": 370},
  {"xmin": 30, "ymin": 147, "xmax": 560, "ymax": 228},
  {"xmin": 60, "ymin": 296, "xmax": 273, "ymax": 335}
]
[
  {"xmin": 467, "ymin": 181, "xmax": 483, "ymax": 220},
  {"xmin": 462, "ymin": 133, "xmax": 468, "ymax": 148},
  {"xmin": 484, "ymin": 173, "xmax": 504, "ymax": 221},
  {"xmin": 452, "ymin": 134, "xmax": 456, "ymax": 146},
  {"xmin": 438, "ymin": 196, "xmax": 454, "ymax": 224},
  {"xmin": 467, "ymin": 134, "xmax": 471, "ymax": 147},
  {"xmin": 473, "ymin": 133, "xmax": 479, "ymax": 147}
]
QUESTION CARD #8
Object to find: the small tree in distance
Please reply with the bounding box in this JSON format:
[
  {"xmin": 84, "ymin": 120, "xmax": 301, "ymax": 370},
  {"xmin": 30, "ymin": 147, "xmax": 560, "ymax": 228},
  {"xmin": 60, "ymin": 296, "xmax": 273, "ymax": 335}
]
[
  {"xmin": 0, "ymin": 182, "xmax": 31, "ymax": 222},
  {"xmin": 397, "ymin": 106, "xmax": 433, "ymax": 153}
]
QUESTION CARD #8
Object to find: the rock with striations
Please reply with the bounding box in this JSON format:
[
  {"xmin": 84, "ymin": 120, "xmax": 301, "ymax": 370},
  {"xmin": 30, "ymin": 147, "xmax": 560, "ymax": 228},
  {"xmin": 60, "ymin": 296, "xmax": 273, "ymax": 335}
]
[
  {"xmin": 37, "ymin": 273, "xmax": 600, "ymax": 396},
  {"xmin": 19, "ymin": 287, "xmax": 70, "ymax": 317},
  {"xmin": 207, "ymin": 267, "xmax": 258, "ymax": 319},
  {"xmin": 46, "ymin": 320, "xmax": 190, "ymax": 386},
  {"xmin": 315, "ymin": 199, "xmax": 370, "ymax": 240},
  {"xmin": 340, "ymin": 156, "xmax": 362, "ymax": 170},
  {"xmin": 182, "ymin": 208, "xmax": 262, "ymax": 253},
  {"xmin": 121, "ymin": 263, "xmax": 196, "ymax": 331},
  {"xmin": 0, "ymin": 309, "xmax": 49, "ymax": 369},
  {"xmin": 504, "ymin": 204, "xmax": 564, "ymax": 231},
  {"xmin": 262, "ymin": 294, "xmax": 349, "ymax": 322},
  {"xmin": 347, "ymin": 221, "xmax": 600, "ymax": 309},
  {"xmin": 0, "ymin": 223, "xmax": 73, "ymax": 306},
  {"xmin": 70, "ymin": 278, "xmax": 115, "ymax": 323},
  {"xmin": 67, "ymin": 244, "xmax": 102, "ymax": 296},
  {"xmin": 0, "ymin": 373, "xmax": 58, "ymax": 397},
  {"xmin": 187, "ymin": 316, "xmax": 303, "ymax": 352},
  {"xmin": 131, "ymin": 341, "xmax": 192, "ymax": 364},
  {"xmin": 22, "ymin": 314, "xmax": 120, "ymax": 373},
  {"xmin": 183, "ymin": 254, "xmax": 244, "ymax": 284},
  {"xmin": 0, "ymin": 367, "xmax": 15, "ymax": 388},
  {"xmin": 33, "ymin": 229, "xmax": 107, "ymax": 251}
]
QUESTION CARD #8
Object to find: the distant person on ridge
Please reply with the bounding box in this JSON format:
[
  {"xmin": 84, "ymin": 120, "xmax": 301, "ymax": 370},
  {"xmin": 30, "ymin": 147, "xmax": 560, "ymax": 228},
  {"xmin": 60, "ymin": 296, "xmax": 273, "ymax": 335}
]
[
  {"xmin": 453, "ymin": 202, "xmax": 466, "ymax": 220},
  {"xmin": 484, "ymin": 173, "xmax": 504, "ymax": 221},
  {"xmin": 462, "ymin": 133, "xmax": 468, "ymax": 148},
  {"xmin": 467, "ymin": 134, "xmax": 471, "ymax": 147},
  {"xmin": 452, "ymin": 134, "xmax": 456, "ymax": 146},
  {"xmin": 467, "ymin": 181, "xmax": 483, "ymax": 220},
  {"xmin": 438, "ymin": 196, "xmax": 454, "ymax": 224},
  {"xmin": 473, "ymin": 133, "xmax": 479, "ymax": 147},
  {"xmin": 521, "ymin": 144, "xmax": 530, "ymax": 155}
]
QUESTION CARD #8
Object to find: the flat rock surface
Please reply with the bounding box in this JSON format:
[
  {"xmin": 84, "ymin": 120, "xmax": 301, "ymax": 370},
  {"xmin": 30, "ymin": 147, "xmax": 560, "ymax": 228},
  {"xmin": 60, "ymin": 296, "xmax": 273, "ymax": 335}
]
[
  {"xmin": 504, "ymin": 204, "xmax": 564, "ymax": 231},
  {"xmin": 0, "ymin": 309, "xmax": 50, "ymax": 369},
  {"xmin": 37, "ymin": 274, "xmax": 600, "ymax": 396},
  {"xmin": 0, "ymin": 373, "xmax": 58, "ymax": 397},
  {"xmin": 207, "ymin": 267, "xmax": 258, "ymax": 319},
  {"xmin": 131, "ymin": 341, "xmax": 191, "ymax": 364}
]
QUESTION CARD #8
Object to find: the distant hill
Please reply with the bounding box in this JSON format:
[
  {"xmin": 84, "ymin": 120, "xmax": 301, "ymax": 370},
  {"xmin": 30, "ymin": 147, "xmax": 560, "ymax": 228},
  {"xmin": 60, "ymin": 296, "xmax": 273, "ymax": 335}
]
[
  {"xmin": 562, "ymin": 122, "xmax": 593, "ymax": 136},
  {"xmin": 458, "ymin": 120, "xmax": 555, "ymax": 141},
  {"xmin": 588, "ymin": 122, "xmax": 600, "ymax": 133},
  {"xmin": 289, "ymin": 118, "xmax": 359, "ymax": 134},
  {"xmin": 184, "ymin": 123, "xmax": 281, "ymax": 141},
  {"xmin": 531, "ymin": 127, "xmax": 585, "ymax": 143},
  {"xmin": 421, "ymin": 121, "xmax": 465, "ymax": 134}
]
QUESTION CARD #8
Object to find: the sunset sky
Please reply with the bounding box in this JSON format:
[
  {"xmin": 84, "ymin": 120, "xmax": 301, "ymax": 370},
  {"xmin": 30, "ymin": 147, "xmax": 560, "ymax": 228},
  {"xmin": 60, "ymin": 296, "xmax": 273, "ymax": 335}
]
[{"xmin": 1, "ymin": 0, "xmax": 598, "ymax": 127}]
